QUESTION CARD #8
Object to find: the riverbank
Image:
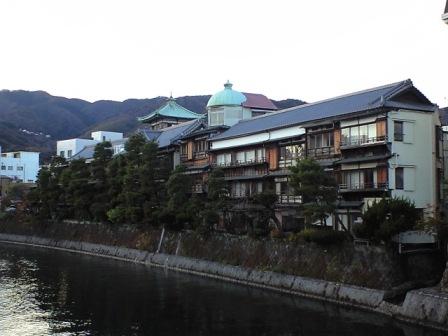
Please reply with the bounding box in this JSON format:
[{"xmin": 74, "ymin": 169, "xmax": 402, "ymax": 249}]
[{"xmin": 0, "ymin": 230, "xmax": 447, "ymax": 332}]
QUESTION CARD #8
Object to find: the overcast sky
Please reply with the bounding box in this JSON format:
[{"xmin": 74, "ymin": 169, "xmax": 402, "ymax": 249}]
[{"xmin": 0, "ymin": 0, "xmax": 447, "ymax": 106}]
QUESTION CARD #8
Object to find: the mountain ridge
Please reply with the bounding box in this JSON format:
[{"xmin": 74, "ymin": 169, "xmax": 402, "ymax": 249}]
[{"xmin": 0, "ymin": 90, "xmax": 306, "ymax": 159}]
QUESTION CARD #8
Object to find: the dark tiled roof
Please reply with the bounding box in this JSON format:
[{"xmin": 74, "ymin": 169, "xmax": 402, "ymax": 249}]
[
  {"xmin": 440, "ymin": 107, "xmax": 448, "ymax": 126},
  {"xmin": 213, "ymin": 79, "xmax": 435, "ymax": 141},
  {"xmin": 139, "ymin": 119, "xmax": 203, "ymax": 148},
  {"xmin": 336, "ymin": 154, "xmax": 391, "ymax": 165},
  {"xmin": 242, "ymin": 93, "xmax": 278, "ymax": 110},
  {"xmin": 70, "ymin": 138, "xmax": 127, "ymax": 161}
]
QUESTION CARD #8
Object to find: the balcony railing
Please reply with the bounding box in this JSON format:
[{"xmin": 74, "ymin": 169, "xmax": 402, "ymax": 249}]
[
  {"xmin": 277, "ymin": 194, "xmax": 302, "ymax": 204},
  {"xmin": 307, "ymin": 147, "xmax": 335, "ymax": 159},
  {"xmin": 339, "ymin": 182, "xmax": 388, "ymax": 191},
  {"xmin": 340, "ymin": 135, "xmax": 387, "ymax": 148},
  {"xmin": 191, "ymin": 184, "xmax": 204, "ymax": 193},
  {"xmin": 214, "ymin": 157, "xmax": 267, "ymax": 168},
  {"xmin": 279, "ymin": 154, "xmax": 304, "ymax": 168}
]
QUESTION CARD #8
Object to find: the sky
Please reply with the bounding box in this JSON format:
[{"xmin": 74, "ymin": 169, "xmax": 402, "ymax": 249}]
[{"xmin": 0, "ymin": 0, "xmax": 447, "ymax": 106}]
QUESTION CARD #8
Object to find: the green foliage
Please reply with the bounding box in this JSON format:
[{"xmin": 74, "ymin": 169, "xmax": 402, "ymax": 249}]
[
  {"xmin": 291, "ymin": 228, "xmax": 350, "ymax": 245},
  {"xmin": 289, "ymin": 158, "xmax": 337, "ymax": 227},
  {"xmin": 354, "ymin": 197, "xmax": 419, "ymax": 243},
  {"xmin": 247, "ymin": 191, "xmax": 280, "ymax": 237}
]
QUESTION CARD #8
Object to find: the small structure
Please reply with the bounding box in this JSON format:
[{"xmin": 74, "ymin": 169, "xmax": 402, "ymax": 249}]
[
  {"xmin": 138, "ymin": 96, "xmax": 204, "ymax": 130},
  {"xmin": 207, "ymin": 81, "xmax": 278, "ymax": 127},
  {"xmin": 0, "ymin": 147, "xmax": 40, "ymax": 183},
  {"xmin": 56, "ymin": 131, "xmax": 123, "ymax": 160},
  {"xmin": 392, "ymin": 230, "xmax": 439, "ymax": 254}
]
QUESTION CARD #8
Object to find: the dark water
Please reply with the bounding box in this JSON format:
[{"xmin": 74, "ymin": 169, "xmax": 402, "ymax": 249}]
[{"xmin": 0, "ymin": 243, "xmax": 444, "ymax": 336}]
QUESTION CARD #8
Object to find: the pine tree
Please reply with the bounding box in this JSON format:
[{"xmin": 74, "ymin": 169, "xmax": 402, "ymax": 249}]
[{"xmin": 289, "ymin": 158, "xmax": 337, "ymax": 227}]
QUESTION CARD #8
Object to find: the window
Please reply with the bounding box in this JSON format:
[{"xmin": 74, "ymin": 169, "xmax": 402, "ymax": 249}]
[
  {"xmin": 194, "ymin": 140, "xmax": 207, "ymax": 153},
  {"xmin": 17, "ymin": 166, "xmax": 23, "ymax": 171},
  {"xmin": 60, "ymin": 151, "xmax": 65, "ymax": 158},
  {"xmin": 236, "ymin": 151, "xmax": 245, "ymax": 163},
  {"xmin": 7, "ymin": 166, "xmax": 13, "ymax": 170},
  {"xmin": 1, "ymin": 165, "xmax": 5, "ymax": 170},
  {"xmin": 256, "ymin": 148, "xmax": 266, "ymax": 161},
  {"xmin": 13, "ymin": 153, "xmax": 20, "ymax": 158},
  {"xmin": 67, "ymin": 150, "xmax": 72, "ymax": 158},
  {"xmin": 209, "ymin": 109, "xmax": 224, "ymax": 126},
  {"xmin": 217, "ymin": 153, "xmax": 231, "ymax": 166},
  {"xmin": 308, "ymin": 132, "xmax": 333, "ymax": 149},
  {"xmin": 341, "ymin": 123, "xmax": 377, "ymax": 146},
  {"xmin": 395, "ymin": 167, "xmax": 404, "ymax": 190},
  {"xmin": 245, "ymin": 150, "xmax": 255, "ymax": 162},
  {"xmin": 394, "ymin": 121, "xmax": 403, "ymax": 141},
  {"xmin": 279, "ymin": 144, "xmax": 304, "ymax": 167},
  {"xmin": 180, "ymin": 143, "xmax": 188, "ymax": 155}
]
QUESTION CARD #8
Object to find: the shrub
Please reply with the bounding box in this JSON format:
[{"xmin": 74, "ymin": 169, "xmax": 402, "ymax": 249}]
[
  {"xmin": 354, "ymin": 197, "xmax": 419, "ymax": 243},
  {"xmin": 291, "ymin": 228, "xmax": 350, "ymax": 245},
  {"xmin": 106, "ymin": 207, "xmax": 126, "ymax": 224}
]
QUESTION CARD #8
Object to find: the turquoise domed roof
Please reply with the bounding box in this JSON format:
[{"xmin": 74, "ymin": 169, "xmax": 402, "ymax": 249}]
[{"xmin": 207, "ymin": 81, "xmax": 247, "ymax": 108}]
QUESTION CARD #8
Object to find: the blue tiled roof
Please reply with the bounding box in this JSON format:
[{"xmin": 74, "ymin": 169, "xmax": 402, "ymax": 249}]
[
  {"xmin": 212, "ymin": 79, "xmax": 435, "ymax": 141},
  {"xmin": 138, "ymin": 97, "xmax": 203, "ymax": 123}
]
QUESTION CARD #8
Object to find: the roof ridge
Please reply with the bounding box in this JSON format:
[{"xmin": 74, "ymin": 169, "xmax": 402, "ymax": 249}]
[{"xmin": 231, "ymin": 79, "xmax": 409, "ymax": 126}]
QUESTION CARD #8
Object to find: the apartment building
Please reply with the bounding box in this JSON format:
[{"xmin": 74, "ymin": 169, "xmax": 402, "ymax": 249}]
[
  {"xmin": 0, "ymin": 148, "xmax": 40, "ymax": 183},
  {"xmin": 209, "ymin": 79, "xmax": 442, "ymax": 229}
]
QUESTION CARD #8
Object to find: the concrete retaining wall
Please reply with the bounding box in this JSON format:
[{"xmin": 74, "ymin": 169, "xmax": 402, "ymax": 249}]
[{"xmin": 0, "ymin": 233, "xmax": 447, "ymax": 331}]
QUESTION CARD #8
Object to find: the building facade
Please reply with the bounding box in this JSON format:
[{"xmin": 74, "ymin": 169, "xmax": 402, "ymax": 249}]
[
  {"xmin": 209, "ymin": 79, "xmax": 442, "ymax": 229},
  {"xmin": 57, "ymin": 131, "xmax": 123, "ymax": 160},
  {"xmin": 0, "ymin": 148, "xmax": 40, "ymax": 183}
]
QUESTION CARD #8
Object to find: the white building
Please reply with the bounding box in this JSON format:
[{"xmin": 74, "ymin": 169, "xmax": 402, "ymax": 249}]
[
  {"xmin": 56, "ymin": 131, "xmax": 123, "ymax": 159},
  {"xmin": 0, "ymin": 147, "xmax": 40, "ymax": 183}
]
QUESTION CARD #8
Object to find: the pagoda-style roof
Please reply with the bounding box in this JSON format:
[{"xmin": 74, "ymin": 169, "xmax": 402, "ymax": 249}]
[{"xmin": 138, "ymin": 96, "xmax": 204, "ymax": 124}]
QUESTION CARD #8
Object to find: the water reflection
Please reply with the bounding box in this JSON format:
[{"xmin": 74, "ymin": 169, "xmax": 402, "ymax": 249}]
[{"xmin": 0, "ymin": 243, "xmax": 444, "ymax": 336}]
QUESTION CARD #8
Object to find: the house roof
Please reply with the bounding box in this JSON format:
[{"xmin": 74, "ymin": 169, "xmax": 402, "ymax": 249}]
[
  {"xmin": 212, "ymin": 79, "xmax": 435, "ymax": 141},
  {"xmin": 440, "ymin": 107, "xmax": 448, "ymax": 126},
  {"xmin": 138, "ymin": 97, "xmax": 203, "ymax": 123},
  {"xmin": 242, "ymin": 93, "xmax": 278, "ymax": 110},
  {"xmin": 139, "ymin": 119, "xmax": 204, "ymax": 148},
  {"xmin": 207, "ymin": 81, "xmax": 247, "ymax": 107},
  {"xmin": 206, "ymin": 81, "xmax": 277, "ymax": 110},
  {"xmin": 70, "ymin": 138, "xmax": 127, "ymax": 161}
]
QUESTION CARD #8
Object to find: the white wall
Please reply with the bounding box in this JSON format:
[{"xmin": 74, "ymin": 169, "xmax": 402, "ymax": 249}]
[
  {"xmin": 91, "ymin": 131, "xmax": 123, "ymax": 142},
  {"xmin": 387, "ymin": 109, "xmax": 439, "ymax": 213},
  {"xmin": 0, "ymin": 152, "xmax": 40, "ymax": 183},
  {"xmin": 56, "ymin": 139, "xmax": 98, "ymax": 159},
  {"xmin": 210, "ymin": 125, "xmax": 305, "ymax": 150}
]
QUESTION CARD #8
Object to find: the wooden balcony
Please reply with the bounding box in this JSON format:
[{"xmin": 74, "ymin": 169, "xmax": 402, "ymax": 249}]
[
  {"xmin": 277, "ymin": 194, "xmax": 302, "ymax": 204},
  {"xmin": 306, "ymin": 147, "xmax": 335, "ymax": 159},
  {"xmin": 339, "ymin": 182, "xmax": 388, "ymax": 192},
  {"xmin": 213, "ymin": 157, "xmax": 267, "ymax": 168},
  {"xmin": 340, "ymin": 135, "xmax": 388, "ymax": 149}
]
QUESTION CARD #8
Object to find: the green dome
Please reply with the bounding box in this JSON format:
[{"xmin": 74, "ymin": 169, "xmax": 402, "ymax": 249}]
[{"xmin": 207, "ymin": 81, "xmax": 247, "ymax": 108}]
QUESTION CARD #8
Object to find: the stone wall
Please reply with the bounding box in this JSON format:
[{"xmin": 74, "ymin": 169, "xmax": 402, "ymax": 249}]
[{"xmin": 0, "ymin": 220, "xmax": 404, "ymax": 289}]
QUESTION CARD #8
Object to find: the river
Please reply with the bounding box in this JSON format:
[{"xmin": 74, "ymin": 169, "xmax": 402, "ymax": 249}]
[{"xmin": 0, "ymin": 242, "xmax": 443, "ymax": 336}]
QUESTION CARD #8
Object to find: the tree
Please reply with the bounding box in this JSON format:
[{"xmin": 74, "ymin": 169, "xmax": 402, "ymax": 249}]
[
  {"xmin": 289, "ymin": 158, "xmax": 337, "ymax": 228},
  {"xmin": 354, "ymin": 197, "xmax": 419, "ymax": 243},
  {"xmin": 248, "ymin": 191, "xmax": 281, "ymax": 236},
  {"xmin": 205, "ymin": 168, "xmax": 231, "ymax": 232},
  {"xmin": 90, "ymin": 142, "xmax": 113, "ymax": 221},
  {"xmin": 31, "ymin": 156, "xmax": 67, "ymax": 220},
  {"xmin": 163, "ymin": 165, "xmax": 193, "ymax": 230}
]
